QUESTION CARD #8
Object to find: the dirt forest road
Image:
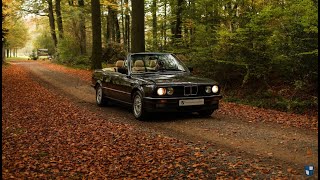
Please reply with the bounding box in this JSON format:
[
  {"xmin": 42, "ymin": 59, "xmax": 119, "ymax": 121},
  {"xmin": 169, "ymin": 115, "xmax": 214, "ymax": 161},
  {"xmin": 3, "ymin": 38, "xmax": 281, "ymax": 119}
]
[{"xmin": 3, "ymin": 61, "xmax": 318, "ymax": 179}]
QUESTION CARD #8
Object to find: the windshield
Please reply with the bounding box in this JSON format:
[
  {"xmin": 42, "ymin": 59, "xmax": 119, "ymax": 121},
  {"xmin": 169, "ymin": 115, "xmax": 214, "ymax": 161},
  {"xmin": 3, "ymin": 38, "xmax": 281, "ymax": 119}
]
[{"xmin": 130, "ymin": 54, "xmax": 188, "ymax": 73}]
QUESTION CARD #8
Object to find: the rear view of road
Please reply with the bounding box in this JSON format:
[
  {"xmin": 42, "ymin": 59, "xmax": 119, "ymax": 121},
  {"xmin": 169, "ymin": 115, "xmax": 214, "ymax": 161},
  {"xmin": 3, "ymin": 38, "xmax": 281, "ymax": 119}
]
[{"xmin": 3, "ymin": 61, "xmax": 318, "ymax": 178}]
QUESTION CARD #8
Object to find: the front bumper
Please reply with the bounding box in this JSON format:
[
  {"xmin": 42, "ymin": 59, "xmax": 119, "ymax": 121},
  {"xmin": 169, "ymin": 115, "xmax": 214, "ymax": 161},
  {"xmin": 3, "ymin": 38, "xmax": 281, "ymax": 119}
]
[{"xmin": 143, "ymin": 95, "xmax": 222, "ymax": 112}]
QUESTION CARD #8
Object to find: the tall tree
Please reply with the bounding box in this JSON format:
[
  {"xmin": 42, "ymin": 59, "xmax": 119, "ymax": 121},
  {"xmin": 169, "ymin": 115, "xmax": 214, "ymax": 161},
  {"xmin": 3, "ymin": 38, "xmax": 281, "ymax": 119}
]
[
  {"xmin": 106, "ymin": 3, "xmax": 120, "ymax": 43},
  {"xmin": 78, "ymin": 0, "xmax": 87, "ymax": 54},
  {"xmin": 55, "ymin": 0, "xmax": 64, "ymax": 39},
  {"xmin": 115, "ymin": 15, "xmax": 120, "ymax": 42},
  {"xmin": 2, "ymin": 38, "xmax": 6, "ymax": 64},
  {"xmin": 131, "ymin": 0, "xmax": 145, "ymax": 52},
  {"xmin": 162, "ymin": 0, "xmax": 167, "ymax": 48},
  {"xmin": 91, "ymin": 0, "xmax": 102, "ymax": 69},
  {"xmin": 124, "ymin": 0, "xmax": 130, "ymax": 51},
  {"xmin": 151, "ymin": 0, "xmax": 157, "ymax": 49},
  {"xmin": 174, "ymin": 0, "xmax": 183, "ymax": 39},
  {"xmin": 121, "ymin": 0, "xmax": 125, "ymax": 43},
  {"xmin": 48, "ymin": 0, "xmax": 58, "ymax": 47}
]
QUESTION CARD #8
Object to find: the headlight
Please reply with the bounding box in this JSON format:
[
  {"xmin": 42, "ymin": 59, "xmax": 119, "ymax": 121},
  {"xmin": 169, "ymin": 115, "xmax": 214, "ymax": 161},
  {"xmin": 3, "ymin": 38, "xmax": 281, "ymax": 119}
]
[
  {"xmin": 167, "ymin": 87, "xmax": 174, "ymax": 95},
  {"xmin": 212, "ymin": 85, "xmax": 219, "ymax": 93},
  {"xmin": 157, "ymin": 88, "xmax": 166, "ymax": 96},
  {"xmin": 205, "ymin": 86, "xmax": 212, "ymax": 93}
]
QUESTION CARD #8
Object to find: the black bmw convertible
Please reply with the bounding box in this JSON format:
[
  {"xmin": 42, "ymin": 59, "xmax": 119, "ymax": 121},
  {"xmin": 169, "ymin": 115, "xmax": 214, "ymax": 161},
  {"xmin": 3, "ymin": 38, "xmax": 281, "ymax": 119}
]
[{"xmin": 91, "ymin": 52, "xmax": 222, "ymax": 120}]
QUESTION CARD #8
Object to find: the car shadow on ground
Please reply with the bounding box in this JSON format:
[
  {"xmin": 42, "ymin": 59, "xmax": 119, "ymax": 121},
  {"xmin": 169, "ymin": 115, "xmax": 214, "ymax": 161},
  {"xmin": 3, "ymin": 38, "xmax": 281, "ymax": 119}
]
[
  {"xmin": 144, "ymin": 112, "xmax": 212, "ymax": 122},
  {"xmin": 108, "ymin": 101, "xmax": 213, "ymax": 122}
]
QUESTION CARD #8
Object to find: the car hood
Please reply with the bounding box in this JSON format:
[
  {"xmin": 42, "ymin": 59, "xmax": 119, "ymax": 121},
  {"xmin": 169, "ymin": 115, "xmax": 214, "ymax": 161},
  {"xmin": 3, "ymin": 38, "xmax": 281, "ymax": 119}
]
[{"xmin": 136, "ymin": 73, "xmax": 218, "ymax": 85}]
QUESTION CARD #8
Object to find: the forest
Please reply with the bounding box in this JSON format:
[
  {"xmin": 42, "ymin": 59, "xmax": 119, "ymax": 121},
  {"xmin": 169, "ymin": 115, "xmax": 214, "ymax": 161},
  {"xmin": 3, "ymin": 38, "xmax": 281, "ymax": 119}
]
[{"xmin": 2, "ymin": 0, "xmax": 318, "ymax": 114}]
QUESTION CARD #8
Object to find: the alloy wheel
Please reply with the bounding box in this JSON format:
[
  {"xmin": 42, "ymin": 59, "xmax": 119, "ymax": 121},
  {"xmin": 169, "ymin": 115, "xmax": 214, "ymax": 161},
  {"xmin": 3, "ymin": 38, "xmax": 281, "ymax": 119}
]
[{"xmin": 133, "ymin": 94, "xmax": 142, "ymax": 117}]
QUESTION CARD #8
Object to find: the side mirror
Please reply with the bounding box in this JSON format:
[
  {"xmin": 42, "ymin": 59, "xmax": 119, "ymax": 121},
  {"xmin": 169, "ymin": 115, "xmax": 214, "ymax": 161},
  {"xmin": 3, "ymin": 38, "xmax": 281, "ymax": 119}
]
[
  {"xmin": 188, "ymin": 67, "xmax": 194, "ymax": 73},
  {"xmin": 118, "ymin": 67, "xmax": 128, "ymax": 74}
]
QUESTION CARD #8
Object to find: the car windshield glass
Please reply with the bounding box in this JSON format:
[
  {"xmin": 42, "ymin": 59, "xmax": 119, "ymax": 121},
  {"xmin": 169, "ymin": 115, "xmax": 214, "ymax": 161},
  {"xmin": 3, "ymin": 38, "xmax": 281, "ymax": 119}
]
[{"xmin": 130, "ymin": 54, "xmax": 188, "ymax": 73}]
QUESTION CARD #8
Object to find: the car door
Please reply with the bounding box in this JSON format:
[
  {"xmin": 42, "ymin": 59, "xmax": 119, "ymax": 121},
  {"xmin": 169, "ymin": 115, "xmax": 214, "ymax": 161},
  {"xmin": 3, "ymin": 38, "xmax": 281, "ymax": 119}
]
[
  {"xmin": 100, "ymin": 71, "xmax": 114, "ymax": 98},
  {"xmin": 109, "ymin": 60, "xmax": 134, "ymax": 104}
]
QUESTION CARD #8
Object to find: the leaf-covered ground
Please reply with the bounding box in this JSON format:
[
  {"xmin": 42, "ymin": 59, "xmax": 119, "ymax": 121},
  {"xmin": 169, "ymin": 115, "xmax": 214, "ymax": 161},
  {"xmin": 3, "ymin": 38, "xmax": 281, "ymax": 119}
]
[{"xmin": 2, "ymin": 63, "xmax": 316, "ymax": 179}]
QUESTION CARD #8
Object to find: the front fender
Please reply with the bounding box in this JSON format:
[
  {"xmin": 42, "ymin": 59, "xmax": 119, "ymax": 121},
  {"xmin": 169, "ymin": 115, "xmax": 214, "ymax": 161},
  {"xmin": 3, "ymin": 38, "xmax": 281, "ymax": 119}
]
[
  {"xmin": 131, "ymin": 85, "xmax": 145, "ymax": 99},
  {"xmin": 92, "ymin": 71, "xmax": 111, "ymax": 88}
]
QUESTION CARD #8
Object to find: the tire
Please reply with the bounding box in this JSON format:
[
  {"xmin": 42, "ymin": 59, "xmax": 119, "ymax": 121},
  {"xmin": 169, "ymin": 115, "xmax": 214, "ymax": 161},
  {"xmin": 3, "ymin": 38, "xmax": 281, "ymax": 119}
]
[
  {"xmin": 96, "ymin": 84, "xmax": 107, "ymax": 106},
  {"xmin": 132, "ymin": 91, "xmax": 147, "ymax": 120},
  {"xmin": 198, "ymin": 109, "xmax": 214, "ymax": 117}
]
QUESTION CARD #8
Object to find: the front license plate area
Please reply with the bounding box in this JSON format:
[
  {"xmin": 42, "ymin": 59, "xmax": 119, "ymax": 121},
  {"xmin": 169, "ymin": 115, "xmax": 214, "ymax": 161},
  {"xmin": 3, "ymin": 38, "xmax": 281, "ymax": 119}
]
[{"xmin": 179, "ymin": 99, "xmax": 204, "ymax": 106}]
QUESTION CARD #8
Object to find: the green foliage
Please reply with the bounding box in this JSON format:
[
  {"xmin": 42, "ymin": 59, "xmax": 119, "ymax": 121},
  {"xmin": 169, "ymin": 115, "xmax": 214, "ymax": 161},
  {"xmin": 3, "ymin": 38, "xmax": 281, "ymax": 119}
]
[
  {"xmin": 29, "ymin": 49, "xmax": 38, "ymax": 60},
  {"xmin": 56, "ymin": 37, "xmax": 80, "ymax": 64},
  {"xmin": 102, "ymin": 43, "xmax": 127, "ymax": 64},
  {"xmin": 56, "ymin": 35, "xmax": 90, "ymax": 67},
  {"xmin": 176, "ymin": 0, "xmax": 318, "ymax": 114},
  {"xmin": 33, "ymin": 29, "xmax": 55, "ymax": 56},
  {"xmin": 224, "ymin": 89, "xmax": 318, "ymax": 115},
  {"xmin": 70, "ymin": 56, "xmax": 91, "ymax": 69},
  {"xmin": 5, "ymin": 18, "xmax": 29, "ymax": 49},
  {"xmin": 190, "ymin": 60, "xmax": 248, "ymax": 89}
]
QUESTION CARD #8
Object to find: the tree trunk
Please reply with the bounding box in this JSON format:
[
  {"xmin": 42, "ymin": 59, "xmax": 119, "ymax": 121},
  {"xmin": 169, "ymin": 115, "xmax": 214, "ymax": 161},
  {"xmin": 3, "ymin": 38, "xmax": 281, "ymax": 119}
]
[
  {"xmin": 55, "ymin": 0, "xmax": 64, "ymax": 39},
  {"xmin": 91, "ymin": 0, "xmax": 102, "ymax": 69},
  {"xmin": 131, "ymin": 0, "xmax": 145, "ymax": 53},
  {"xmin": 163, "ymin": 0, "xmax": 167, "ymax": 47},
  {"xmin": 107, "ymin": 6, "xmax": 115, "ymax": 42},
  {"xmin": 48, "ymin": 0, "xmax": 58, "ymax": 48},
  {"xmin": 2, "ymin": 40, "xmax": 6, "ymax": 64},
  {"xmin": 78, "ymin": 0, "xmax": 87, "ymax": 55},
  {"xmin": 124, "ymin": 0, "xmax": 130, "ymax": 52},
  {"xmin": 107, "ymin": 6, "xmax": 121, "ymax": 44},
  {"xmin": 121, "ymin": 0, "xmax": 126, "ymax": 48},
  {"xmin": 189, "ymin": 0, "xmax": 195, "ymax": 45},
  {"xmin": 115, "ymin": 17, "xmax": 121, "ymax": 43},
  {"xmin": 174, "ymin": 0, "xmax": 183, "ymax": 39},
  {"xmin": 152, "ymin": 0, "xmax": 157, "ymax": 50}
]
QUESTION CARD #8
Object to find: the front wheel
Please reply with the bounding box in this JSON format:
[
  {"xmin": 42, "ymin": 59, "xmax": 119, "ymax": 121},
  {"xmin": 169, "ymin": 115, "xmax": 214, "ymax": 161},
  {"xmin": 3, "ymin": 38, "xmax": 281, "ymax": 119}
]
[
  {"xmin": 132, "ymin": 91, "xmax": 147, "ymax": 120},
  {"xmin": 198, "ymin": 109, "xmax": 215, "ymax": 117},
  {"xmin": 96, "ymin": 85, "xmax": 107, "ymax": 106}
]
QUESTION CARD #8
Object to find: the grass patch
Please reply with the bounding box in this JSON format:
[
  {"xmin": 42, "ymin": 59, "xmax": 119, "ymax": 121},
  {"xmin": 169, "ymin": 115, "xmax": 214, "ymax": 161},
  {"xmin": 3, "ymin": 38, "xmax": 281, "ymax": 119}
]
[
  {"xmin": 68, "ymin": 64, "xmax": 91, "ymax": 70},
  {"xmin": 53, "ymin": 60, "xmax": 90, "ymax": 70},
  {"xmin": 54, "ymin": 62, "xmax": 114, "ymax": 70},
  {"xmin": 65, "ymin": 63, "xmax": 114, "ymax": 70},
  {"xmin": 6, "ymin": 57, "xmax": 29, "ymax": 61}
]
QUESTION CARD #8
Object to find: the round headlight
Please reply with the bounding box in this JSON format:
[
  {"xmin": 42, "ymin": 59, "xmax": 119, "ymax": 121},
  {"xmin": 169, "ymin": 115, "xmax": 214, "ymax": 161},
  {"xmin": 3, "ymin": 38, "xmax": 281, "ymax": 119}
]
[
  {"xmin": 167, "ymin": 87, "xmax": 174, "ymax": 95},
  {"xmin": 205, "ymin": 86, "xmax": 212, "ymax": 93},
  {"xmin": 157, "ymin": 88, "xmax": 166, "ymax": 96},
  {"xmin": 212, "ymin": 85, "xmax": 219, "ymax": 93}
]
